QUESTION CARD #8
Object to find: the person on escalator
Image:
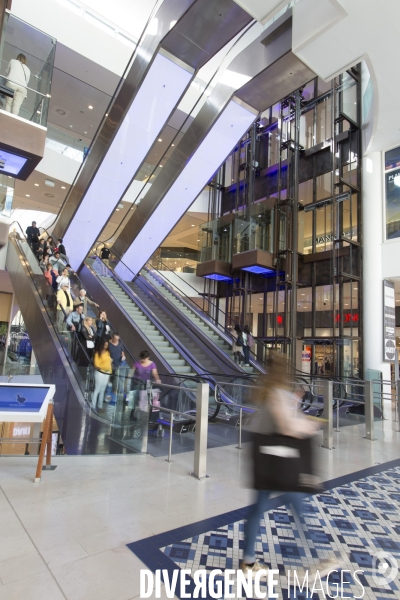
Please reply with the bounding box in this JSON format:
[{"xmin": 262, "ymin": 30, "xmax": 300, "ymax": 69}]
[
  {"xmin": 79, "ymin": 317, "xmax": 96, "ymax": 363},
  {"xmin": 25, "ymin": 221, "xmax": 40, "ymax": 247},
  {"xmin": 66, "ymin": 303, "xmax": 86, "ymax": 360},
  {"xmin": 232, "ymin": 324, "xmax": 244, "ymax": 365},
  {"xmin": 56, "ymin": 267, "xmax": 70, "ymax": 292},
  {"xmin": 56, "ymin": 284, "xmax": 73, "ymax": 331},
  {"xmin": 109, "ymin": 333, "xmax": 128, "ymax": 400},
  {"xmin": 100, "ymin": 246, "xmax": 111, "ymax": 265},
  {"xmin": 73, "ymin": 289, "xmax": 99, "ymax": 315},
  {"xmin": 92, "ymin": 339, "xmax": 112, "ymax": 411},
  {"xmin": 50, "ymin": 252, "xmax": 67, "ymax": 273},
  {"xmin": 95, "ymin": 310, "xmax": 110, "ymax": 342},
  {"xmin": 243, "ymin": 325, "xmax": 253, "ymax": 367}
]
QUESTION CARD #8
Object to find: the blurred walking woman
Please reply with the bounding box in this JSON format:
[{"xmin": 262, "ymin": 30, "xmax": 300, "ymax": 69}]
[
  {"xmin": 241, "ymin": 352, "xmax": 324, "ymax": 575},
  {"xmin": 92, "ymin": 339, "xmax": 112, "ymax": 411}
]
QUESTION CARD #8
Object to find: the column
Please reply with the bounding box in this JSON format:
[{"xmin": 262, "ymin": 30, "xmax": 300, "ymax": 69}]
[{"xmin": 362, "ymin": 151, "xmax": 391, "ymax": 380}]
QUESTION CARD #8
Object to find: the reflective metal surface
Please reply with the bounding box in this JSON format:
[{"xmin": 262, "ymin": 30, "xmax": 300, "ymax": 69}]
[
  {"xmin": 54, "ymin": 0, "xmax": 252, "ymax": 254},
  {"xmin": 112, "ymin": 13, "xmax": 315, "ymax": 265}
]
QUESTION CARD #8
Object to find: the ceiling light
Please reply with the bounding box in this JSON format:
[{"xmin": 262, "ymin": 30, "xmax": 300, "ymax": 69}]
[
  {"xmin": 37, "ymin": 110, "xmax": 41, "ymax": 114},
  {"xmin": 220, "ymin": 69, "xmax": 252, "ymax": 89},
  {"xmin": 158, "ymin": 138, "xmax": 162, "ymax": 142},
  {"xmin": 118, "ymin": 203, "xmax": 124, "ymax": 209},
  {"xmin": 45, "ymin": 179, "xmax": 55, "ymax": 187},
  {"xmin": 88, "ymin": 105, "xmax": 93, "ymax": 110},
  {"xmin": 84, "ymin": 131, "xmax": 88, "ymax": 134},
  {"xmin": 116, "ymin": 209, "xmax": 119, "ymax": 211},
  {"xmin": 56, "ymin": 109, "xmax": 66, "ymax": 115},
  {"xmin": 34, "ymin": 183, "xmax": 39, "ymax": 187},
  {"xmin": 345, "ymin": 303, "xmax": 349, "ymax": 306},
  {"xmin": 69, "ymin": 125, "xmax": 73, "ymax": 128},
  {"xmin": 26, "ymin": 194, "xmax": 30, "ymax": 197},
  {"xmin": 105, "ymin": 113, "xmax": 108, "ymax": 117},
  {"xmin": 61, "ymin": 186, "xmax": 66, "ymax": 189},
  {"xmin": 191, "ymin": 224, "xmax": 195, "ymax": 227}
]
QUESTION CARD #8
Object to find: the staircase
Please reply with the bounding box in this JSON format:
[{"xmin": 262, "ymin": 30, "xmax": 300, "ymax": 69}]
[{"xmin": 141, "ymin": 269, "xmax": 255, "ymax": 374}]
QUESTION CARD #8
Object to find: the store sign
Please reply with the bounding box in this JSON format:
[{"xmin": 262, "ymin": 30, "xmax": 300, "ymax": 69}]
[
  {"xmin": 384, "ymin": 280, "xmax": 396, "ymax": 361},
  {"xmin": 335, "ymin": 313, "xmax": 359, "ymax": 323},
  {"xmin": 315, "ymin": 230, "xmax": 353, "ymax": 245}
]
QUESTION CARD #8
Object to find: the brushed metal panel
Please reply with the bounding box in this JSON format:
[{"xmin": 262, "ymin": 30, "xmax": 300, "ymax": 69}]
[
  {"xmin": 196, "ymin": 260, "xmax": 232, "ymax": 278},
  {"xmin": 235, "ymin": 51, "xmax": 315, "ymax": 112},
  {"xmin": 232, "ymin": 249, "xmax": 274, "ymax": 269},
  {"xmin": 162, "ymin": 0, "xmax": 252, "ymax": 69}
]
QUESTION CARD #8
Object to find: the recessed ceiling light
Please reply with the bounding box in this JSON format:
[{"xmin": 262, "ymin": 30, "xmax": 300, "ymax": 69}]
[
  {"xmin": 191, "ymin": 224, "xmax": 195, "ymax": 227},
  {"xmin": 105, "ymin": 113, "xmax": 108, "ymax": 116},
  {"xmin": 118, "ymin": 203, "xmax": 124, "ymax": 209},
  {"xmin": 69, "ymin": 125, "xmax": 73, "ymax": 128},
  {"xmin": 171, "ymin": 144, "xmax": 174, "ymax": 147},
  {"xmin": 159, "ymin": 165, "xmax": 163, "ymax": 168},
  {"xmin": 37, "ymin": 110, "xmax": 41, "ymax": 114},
  {"xmin": 25, "ymin": 194, "xmax": 30, "ymax": 197},
  {"xmin": 158, "ymin": 138, "xmax": 162, "ymax": 142},
  {"xmin": 61, "ymin": 186, "xmax": 66, "ymax": 189},
  {"xmin": 116, "ymin": 209, "xmax": 119, "ymax": 211},
  {"xmin": 56, "ymin": 109, "xmax": 66, "ymax": 115},
  {"xmin": 45, "ymin": 179, "xmax": 55, "ymax": 187},
  {"xmin": 88, "ymin": 105, "xmax": 93, "ymax": 109},
  {"xmin": 84, "ymin": 131, "xmax": 87, "ymax": 134},
  {"xmin": 34, "ymin": 183, "xmax": 39, "ymax": 187}
]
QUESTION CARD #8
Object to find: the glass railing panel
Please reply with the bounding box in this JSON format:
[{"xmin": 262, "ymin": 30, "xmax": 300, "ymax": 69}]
[{"xmin": 110, "ymin": 376, "xmax": 149, "ymax": 453}]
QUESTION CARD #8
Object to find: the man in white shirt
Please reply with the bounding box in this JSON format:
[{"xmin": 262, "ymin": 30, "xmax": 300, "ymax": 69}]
[{"xmin": 5, "ymin": 54, "xmax": 31, "ymax": 116}]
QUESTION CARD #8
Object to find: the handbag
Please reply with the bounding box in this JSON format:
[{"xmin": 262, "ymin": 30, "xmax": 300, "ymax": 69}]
[{"xmin": 252, "ymin": 432, "xmax": 323, "ymax": 493}]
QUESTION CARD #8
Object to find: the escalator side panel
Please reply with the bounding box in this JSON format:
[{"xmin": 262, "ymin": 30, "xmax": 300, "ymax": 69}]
[{"xmin": 6, "ymin": 239, "xmax": 91, "ymax": 455}]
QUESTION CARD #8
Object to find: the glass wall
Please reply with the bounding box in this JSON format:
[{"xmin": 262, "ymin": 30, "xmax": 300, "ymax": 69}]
[
  {"xmin": 0, "ymin": 15, "xmax": 55, "ymax": 126},
  {"xmin": 385, "ymin": 146, "xmax": 400, "ymax": 239}
]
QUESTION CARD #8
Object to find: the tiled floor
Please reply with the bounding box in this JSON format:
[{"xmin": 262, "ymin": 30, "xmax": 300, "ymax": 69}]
[{"xmin": 0, "ymin": 401, "xmax": 399, "ymax": 599}]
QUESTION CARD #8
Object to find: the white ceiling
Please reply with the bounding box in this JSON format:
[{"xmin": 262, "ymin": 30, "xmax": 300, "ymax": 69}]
[
  {"xmin": 292, "ymin": 0, "xmax": 400, "ymax": 153},
  {"xmin": 233, "ymin": 0, "xmax": 292, "ymax": 24},
  {"xmin": 82, "ymin": 0, "xmax": 156, "ymax": 41}
]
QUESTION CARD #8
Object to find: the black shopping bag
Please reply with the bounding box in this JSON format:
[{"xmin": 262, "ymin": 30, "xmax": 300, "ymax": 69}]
[{"xmin": 252, "ymin": 432, "xmax": 323, "ymax": 493}]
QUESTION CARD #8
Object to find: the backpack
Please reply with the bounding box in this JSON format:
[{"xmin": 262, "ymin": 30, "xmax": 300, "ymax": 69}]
[{"xmin": 236, "ymin": 334, "xmax": 244, "ymax": 347}]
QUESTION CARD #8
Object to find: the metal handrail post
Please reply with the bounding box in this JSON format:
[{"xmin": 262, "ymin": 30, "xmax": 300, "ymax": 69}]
[
  {"xmin": 335, "ymin": 400, "xmax": 340, "ymax": 432},
  {"xmin": 321, "ymin": 380, "xmax": 333, "ymax": 449},
  {"xmin": 237, "ymin": 408, "xmax": 243, "ymax": 450},
  {"xmin": 191, "ymin": 382, "xmax": 209, "ymax": 480},
  {"xmin": 364, "ymin": 380, "xmax": 374, "ymax": 440},
  {"xmin": 166, "ymin": 414, "xmax": 173, "ymax": 463}
]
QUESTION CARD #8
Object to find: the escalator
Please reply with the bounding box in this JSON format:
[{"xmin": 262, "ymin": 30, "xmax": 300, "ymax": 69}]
[
  {"xmin": 139, "ymin": 262, "xmax": 266, "ymax": 373},
  {"xmin": 79, "ymin": 255, "xmax": 256, "ymax": 415},
  {"xmin": 4, "ymin": 224, "xmax": 160, "ymax": 455}
]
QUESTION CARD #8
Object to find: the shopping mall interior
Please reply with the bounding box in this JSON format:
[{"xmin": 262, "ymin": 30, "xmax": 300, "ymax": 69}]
[{"xmin": 1, "ymin": 0, "xmax": 400, "ymax": 598}]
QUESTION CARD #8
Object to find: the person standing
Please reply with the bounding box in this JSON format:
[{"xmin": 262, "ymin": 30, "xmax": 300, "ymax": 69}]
[
  {"xmin": 5, "ymin": 54, "xmax": 31, "ymax": 116},
  {"xmin": 232, "ymin": 324, "xmax": 244, "ymax": 365},
  {"xmin": 95, "ymin": 310, "xmax": 110, "ymax": 343},
  {"xmin": 25, "ymin": 221, "xmax": 40, "ymax": 247},
  {"xmin": 92, "ymin": 340, "xmax": 112, "ymax": 411},
  {"xmin": 243, "ymin": 325, "xmax": 253, "ymax": 367},
  {"xmin": 73, "ymin": 289, "xmax": 99, "ymax": 315},
  {"xmin": 79, "ymin": 317, "xmax": 96, "ymax": 363},
  {"xmin": 56, "ymin": 267, "xmax": 71, "ymax": 292},
  {"xmin": 66, "ymin": 303, "xmax": 86, "ymax": 360},
  {"xmin": 100, "ymin": 246, "xmax": 111, "ymax": 267},
  {"xmin": 56, "ymin": 284, "xmax": 73, "ymax": 331},
  {"xmin": 108, "ymin": 332, "xmax": 128, "ymax": 398}
]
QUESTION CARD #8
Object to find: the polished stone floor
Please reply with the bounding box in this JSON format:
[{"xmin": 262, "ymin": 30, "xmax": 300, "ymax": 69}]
[{"xmin": 0, "ymin": 400, "xmax": 399, "ymax": 599}]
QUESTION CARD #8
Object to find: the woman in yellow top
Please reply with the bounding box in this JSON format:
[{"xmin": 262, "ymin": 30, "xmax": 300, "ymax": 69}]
[{"xmin": 92, "ymin": 339, "xmax": 112, "ymax": 411}]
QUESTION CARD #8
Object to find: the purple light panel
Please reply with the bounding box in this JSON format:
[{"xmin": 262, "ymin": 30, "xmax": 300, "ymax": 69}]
[
  {"xmin": 62, "ymin": 53, "xmax": 193, "ymax": 270},
  {"xmin": 115, "ymin": 100, "xmax": 256, "ymax": 277},
  {"xmin": 203, "ymin": 274, "xmax": 233, "ymax": 282},
  {"xmin": 0, "ymin": 150, "xmax": 27, "ymax": 175},
  {"xmin": 241, "ymin": 265, "xmax": 274, "ymax": 274}
]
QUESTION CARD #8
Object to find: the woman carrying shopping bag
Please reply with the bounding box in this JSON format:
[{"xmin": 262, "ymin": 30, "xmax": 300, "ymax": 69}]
[{"xmin": 241, "ymin": 352, "xmax": 341, "ymax": 577}]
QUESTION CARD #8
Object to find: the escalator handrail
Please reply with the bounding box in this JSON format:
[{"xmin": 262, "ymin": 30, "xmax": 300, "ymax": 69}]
[
  {"xmin": 132, "ymin": 269, "xmax": 247, "ymax": 374},
  {"xmin": 142, "ymin": 258, "xmax": 266, "ymax": 367},
  {"xmin": 86, "ymin": 256, "xmax": 210, "ymax": 379},
  {"xmin": 32, "ymin": 223, "xmax": 138, "ymax": 368},
  {"xmin": 94, "ymin": 245, "xmax": 266, "ymax": 372}
]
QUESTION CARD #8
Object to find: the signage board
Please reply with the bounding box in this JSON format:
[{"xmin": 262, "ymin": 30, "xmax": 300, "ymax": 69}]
[
  {"xmin": 383, "ymin": 280, "xmax": 396, "ymax": 361},
  {"xmin": 0, "ymin": 384, "xmax": 55, "ymax": 422}
]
